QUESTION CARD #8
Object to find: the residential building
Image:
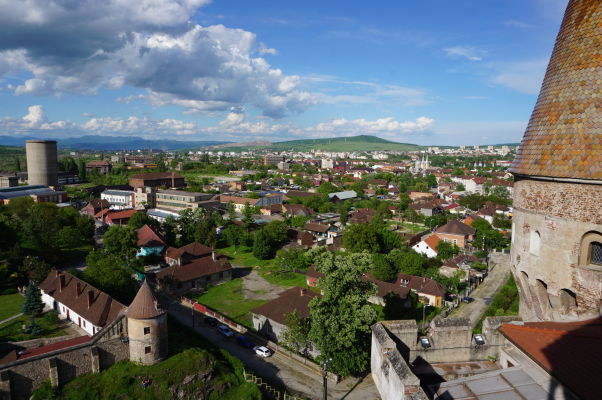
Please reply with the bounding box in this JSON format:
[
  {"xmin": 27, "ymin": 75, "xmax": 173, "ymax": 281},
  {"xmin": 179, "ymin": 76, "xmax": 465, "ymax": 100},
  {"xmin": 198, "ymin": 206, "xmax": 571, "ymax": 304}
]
[
  {"xmin": 412, "ymin": 234, "xmax": 441, "ymax": 258},
  {"xmin": 101, "ymin": 189, "xmax": 134, "ymax": 210},
  {"xmin": 85, "ymin": 160, "xmax": 111, "ymax": 175},
  {"xmin": 263, "ymin": 153, "xmax": 285, "ymax": 166},
  {"xmin": 321, "ymin": 159, "xmax": 334, "ymax": 169},
  {"xmin": 328, "ymin": 190, "xmax": 357, "ymax": 202},
  {"xmin": 134, "ymin": 187, "xmax": 156, "ymax": 209},
  {"xmin": 396, "ymin": 273, "xmax": 446, "ymax": 307},
  {"xmin": 0, "ymin": 175, "xmax": 18, "ymax": 188},
  {"xmin": 81, "ymin": 199, "xmax": 110, "ymax": 217},
  {"xmin": 129, "ymin": 172, "xmax": 185, "ymax": 189},
  {"xmin": 136, "ymin": 224, "xmax": 166, "ymax": 257},
  {"xmin": 98, "ymin": 209, "xmax": 138, "ymax": 225},
  {"xmin": 219, "ymin": 193, "xmax": 282, "ymax": 212},
  {"xmin": 39, "ymin": 269, "xmax": 126, "ymax": 336},
  {"xmin": 0, "ymin": 185, "xmax": 67, "ymax": 205},
  {"xmin": 435, "ymin": 219, "xmax": 476, "ymax": 249},
  {"xmin": 155, "ymin": 189, "xmax": 217, "ymax": 213},
  {"xmin": 348, "ymin": 208, "xmax": 378, "ymax": 224},
  {"xmin": 156, "ymin": 243, "xmax": 232, "ymax": 294}
]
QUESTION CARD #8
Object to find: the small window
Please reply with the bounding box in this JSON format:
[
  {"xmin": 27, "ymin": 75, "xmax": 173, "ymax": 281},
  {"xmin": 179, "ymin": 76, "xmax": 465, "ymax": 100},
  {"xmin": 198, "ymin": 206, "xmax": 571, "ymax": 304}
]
[
  {"xmin": 144, "ymin": 327, "xmax": 150, "ymax": 335},
  {"xmin": 590, "ymin": 242, "xmax": 602, "ymax": 265},
  {"xmin": 83, "ymin": 321, "xmax": 86, "ymax": 328},
  {"xmin": 530, "ymin": 230, "xmax": 541, "ymax": 256},
  {"xmin": 145, "ymin": 346, "xmax": 151, "ymax": 354}
]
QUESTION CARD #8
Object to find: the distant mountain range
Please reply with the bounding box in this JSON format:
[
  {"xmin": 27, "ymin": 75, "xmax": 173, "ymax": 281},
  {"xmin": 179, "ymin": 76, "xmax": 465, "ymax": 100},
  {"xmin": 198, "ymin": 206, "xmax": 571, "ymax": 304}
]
[
  {"xmin": 213, "ymin": 135, "xmax": 421, "ymax": 152},
  {"xmin": 0, "ymin": 135, "xmax": 228, "ymax": 151}
]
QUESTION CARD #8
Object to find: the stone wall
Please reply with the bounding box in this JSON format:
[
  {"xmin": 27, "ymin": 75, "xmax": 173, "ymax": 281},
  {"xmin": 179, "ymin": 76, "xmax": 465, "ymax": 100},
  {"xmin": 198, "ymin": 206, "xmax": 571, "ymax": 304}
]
[
  {"xmin": 511, "ymin": 178, "xmax": 602, "ymax": 321},
  {"xmin": 0, "ymin": 314, "xmax": 129, "ymax": 400}
]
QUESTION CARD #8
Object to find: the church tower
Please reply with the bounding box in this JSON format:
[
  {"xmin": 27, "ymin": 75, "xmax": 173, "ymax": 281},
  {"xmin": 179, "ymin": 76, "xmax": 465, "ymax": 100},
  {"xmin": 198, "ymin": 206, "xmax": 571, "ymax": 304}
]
[
  {"xmin": 127, "ymin": 280, "xmax": 168, "ymax": 365},
  {"xmin": 509, "ymin": 0, "xmax": 602, "ymax": 322}
]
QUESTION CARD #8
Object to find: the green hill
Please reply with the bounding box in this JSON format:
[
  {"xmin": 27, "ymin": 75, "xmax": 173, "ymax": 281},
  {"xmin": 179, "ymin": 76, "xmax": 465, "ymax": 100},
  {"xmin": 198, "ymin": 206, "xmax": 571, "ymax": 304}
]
[{"xmin": 218, "ymin": 135, "xmax": 420, "ymax": 152}]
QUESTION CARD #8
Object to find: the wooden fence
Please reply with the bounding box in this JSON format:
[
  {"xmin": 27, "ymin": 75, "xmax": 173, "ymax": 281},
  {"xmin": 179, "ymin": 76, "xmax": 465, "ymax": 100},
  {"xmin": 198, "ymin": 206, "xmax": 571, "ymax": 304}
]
[{"xmin": 242, "ymin": 369, "xmax": 306, "ymax": 400}]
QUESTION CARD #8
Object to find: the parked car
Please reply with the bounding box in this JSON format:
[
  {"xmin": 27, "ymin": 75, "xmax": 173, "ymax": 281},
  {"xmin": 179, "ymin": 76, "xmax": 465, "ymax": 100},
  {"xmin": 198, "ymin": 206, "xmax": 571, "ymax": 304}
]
[
  {"xmin": 217, "ymin": 325, "xmax": 234, "ymax": 337},
  {"xmin": 419, "ymin": 337, "xmax": 431, "ymax": 349},
  {"xmin": 462, "ymin": 296, "xmax": 475, "ymax": 303},
  {"xmin": 253, "ymin": 346, "xmax": 272, "ymax": 358},
  {"xmin": 204, "ymin": 316, "xmax": 218, "ymax": 326},
  {"xmin": 236, "ymin": 335, "xmax": 254, "ymax": 348},
  {"xmin": 474, "ymin": 334, "xmax": 485, "ymax": 345}
]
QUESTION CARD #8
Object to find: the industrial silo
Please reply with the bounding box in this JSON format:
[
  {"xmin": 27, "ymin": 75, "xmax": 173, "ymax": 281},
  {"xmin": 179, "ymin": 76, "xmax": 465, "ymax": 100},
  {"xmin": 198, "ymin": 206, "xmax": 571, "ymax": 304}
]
[{"xmin": 25, "ymin": 140, "xmax": 58, "ymax": 186}]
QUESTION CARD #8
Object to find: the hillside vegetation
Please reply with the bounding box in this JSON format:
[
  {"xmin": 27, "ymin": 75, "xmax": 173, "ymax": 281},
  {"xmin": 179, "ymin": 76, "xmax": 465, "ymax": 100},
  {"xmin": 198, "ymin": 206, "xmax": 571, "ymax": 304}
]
[{"xmin": 216, "ymin": 135, "xmax": 420, "ymax": 152}]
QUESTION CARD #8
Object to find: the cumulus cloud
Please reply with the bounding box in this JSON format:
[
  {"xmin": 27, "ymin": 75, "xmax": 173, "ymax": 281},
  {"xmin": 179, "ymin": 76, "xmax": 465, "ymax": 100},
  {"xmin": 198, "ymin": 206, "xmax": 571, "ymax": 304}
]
[
  {"xmin": 308, "ymin": 116, "xmax": 434, "ymax": 138},
  {"xmin": 0, "ymin": 0, "xmax": 313, "ymax": 118},
  {"xmin": 443, "ymin": 46, "xmax": 484, "ymax": 62}
]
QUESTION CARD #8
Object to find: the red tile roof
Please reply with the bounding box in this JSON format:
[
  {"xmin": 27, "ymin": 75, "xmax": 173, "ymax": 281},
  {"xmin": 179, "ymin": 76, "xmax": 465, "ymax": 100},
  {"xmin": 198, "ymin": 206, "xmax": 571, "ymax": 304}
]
[
  {"xmin": 39, "ymin": 269, "xmax": 126, "ymax": 328},
  {"xmin": 12, "ymin": 335, "xmax": 91, "ymax": 362},
  {"xmin": 127, "ymin": 280, "xmax": 165, "ymax": 319},
  {"xmin": 500, "ymin": 318, "xmax": 602, "ymax": 400},
  {"xmin": 156, "ymin": 255, "xmax": 231, "ymax": 283},
  {"xmin": 423, "ymin": 234, "xmax": 442, "ymax": 253},
  {"xmin": 165, "ymin": 242, "xmax": 213, "ymax": 260},
  {"xmin": 303, "ymin": 222, "xmax": 330, "ymax": 233},
  {"xmin": 136, "ymin": 224, "xmax": 166, "ymax": 248},
  {"xmin": 396, "ymin": 273, "xmax": 446, "ymax": 297},
  {"xmin": 436, "ymin": 219, "xmax": 476, "ymax": 236},
  {"xmin": 104, "ymin": 209, "xmax": 138, "ymax": 223},
  {"xmin": 510, "ymin": 0, "xmax": 602, "ymax": 179}
]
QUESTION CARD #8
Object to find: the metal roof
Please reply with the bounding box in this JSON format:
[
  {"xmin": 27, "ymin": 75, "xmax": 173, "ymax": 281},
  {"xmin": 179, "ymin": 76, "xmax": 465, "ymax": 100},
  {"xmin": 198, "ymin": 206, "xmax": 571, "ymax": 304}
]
[{"xmin": 0, "ymin": 185, "xmax": 56, "ymax": 199}]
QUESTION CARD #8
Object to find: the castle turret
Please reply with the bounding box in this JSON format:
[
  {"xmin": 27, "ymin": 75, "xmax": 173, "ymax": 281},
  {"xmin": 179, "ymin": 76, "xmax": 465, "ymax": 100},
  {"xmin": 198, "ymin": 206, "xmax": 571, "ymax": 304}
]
[
  {"xmin": 509, "ymin": 0, "xmax": 602, "ymax": 322},
  {"xmin": 126, "ymin": 280, "xmax": 168, "ymax": 365}
]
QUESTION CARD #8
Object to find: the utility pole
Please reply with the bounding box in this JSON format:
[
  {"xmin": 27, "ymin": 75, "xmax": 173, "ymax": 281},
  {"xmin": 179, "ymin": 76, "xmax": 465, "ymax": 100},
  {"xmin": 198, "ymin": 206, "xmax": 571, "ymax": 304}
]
[{"xmin": 322, "ymin": 358, "xmax": 331, "ymax": 400}]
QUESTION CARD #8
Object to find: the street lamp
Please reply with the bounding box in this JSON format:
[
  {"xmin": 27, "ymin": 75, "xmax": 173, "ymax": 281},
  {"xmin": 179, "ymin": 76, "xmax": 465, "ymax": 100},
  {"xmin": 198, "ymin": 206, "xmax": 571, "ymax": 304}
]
[
  {"xmin": 422, "ymin": 303, "xmax": 431, "ymax": 324},
  {"xmin": 322, "ymin": 357, "xmax": 332, "ymax": 400}
]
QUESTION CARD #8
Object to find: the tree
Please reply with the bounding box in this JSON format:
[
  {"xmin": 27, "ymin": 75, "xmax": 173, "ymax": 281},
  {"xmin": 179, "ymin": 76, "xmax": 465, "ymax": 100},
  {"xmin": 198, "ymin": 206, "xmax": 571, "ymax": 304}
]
[
  {"xmin": 343, "ymin": 223, "xmax": 380, "ymax": 253},
  {"xmin": 277, "ymin": 248, "xmax": 311, "ymax": 271},
  {"xmin": 20, "ymin": 256, "xmax": 51, "ymax": 285},
  {"xmin": 289, "ymin": 215, "xmax": 309, "ymax": 229},
  {"xmin": 84, "ymin": 252, "xmax": 137, "ymax": 304},
  {"xmin": 103, "ymin": 225, "xmax": 137, "ymax": 258},
  {"xmin": 252, "ymin": 229, "xmax": 272, "ymax": 259},
  {"xmin": 161, "ymin": 216, "xmax": 178, "ymax": 247},
  {"xmin": 398, "ymin": 193, "xmax": 411, "ymax": 211},
  {"xmin": 194, "ymin": 217, "xmax": 218, "ymax": 248},
  {"xmin": 371, "ymin": 253, "xmax": 397, "ymax": 282},
  {"xmin": 264, "ymin": 220, "xmax": 288, "ymax": 245},
  {"xmin": 309, "ymin": 252, "xmax": 377, "ymax": 375},
  {"xmin": 392, "ymin": 251, "xmax": 427, "ymax": 276},
  {"xmin": 490, "ymin": 185, "xmax": 510, "ymax": 200},
  {"xmin": 242, "ymin": 203, "xmax": 255, "ymax": 225},
  {"xmin": 127, "ymin": 212, "xmax": 157, "ymax": 230},
  {"xmin": 24, "ymin": 319, "xmax": 43, "ymax": 336},
  {"xmin": 317, "ymin": 181, "xmax": 338, "ymax": 195},
  {"xmin": 337, "ymin": 203, "xmax": 349, "ymax": 225},
  {"xmin": 22, "ymin": 282, "xmax": 44, "ymax": 315},
  {"xmin": 226, "ymin": 202, "xmax": 236, "ymax": 221},
  {"xmin": 280, "ymin": 310, "xmax": 312, "ymax": 356},
  {"xmin": 435, "ymin": 241, "xmax": 460, "ymax": 261},
  {"xmin": 383, "ymin": 291, "xmax": 415, "ymax": 320},
  {"xmin": 456, "ymin": 183, "xmax": 466, "ymax": 191}
]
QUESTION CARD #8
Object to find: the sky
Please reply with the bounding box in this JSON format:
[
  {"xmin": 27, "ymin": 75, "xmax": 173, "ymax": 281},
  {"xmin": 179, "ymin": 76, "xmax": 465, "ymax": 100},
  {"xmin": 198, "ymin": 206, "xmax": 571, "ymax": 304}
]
[{"xmin": 0, "ymin": 0, "xmax": 569, "ymax": 146}]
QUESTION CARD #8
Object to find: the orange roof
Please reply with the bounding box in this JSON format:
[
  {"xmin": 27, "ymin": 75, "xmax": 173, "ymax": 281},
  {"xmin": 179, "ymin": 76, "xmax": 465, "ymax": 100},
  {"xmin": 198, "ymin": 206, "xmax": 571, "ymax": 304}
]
[
  {"xmin": 510, "ymin": 0, "xmax": 602, "ymax": 179},
  {"xmin": 105, "ymin": 209, "xmax": 138, "ymax": 222},
  {"xmin": 424, "ymin": 234, "xmax": 441, "ymax": 253},
  {"xmin": 136, "ymin": 224, "xmax": 166, "ymax": 247},
  {"xmin": 500, "ymin": 318, "xmax": 602, "ymax": 400}
]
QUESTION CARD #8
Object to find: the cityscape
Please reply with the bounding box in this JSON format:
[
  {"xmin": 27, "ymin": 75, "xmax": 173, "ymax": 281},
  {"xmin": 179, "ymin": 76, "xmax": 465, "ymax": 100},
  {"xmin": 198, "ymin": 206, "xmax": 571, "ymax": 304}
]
[{"xmin": 0, "ymin": 1, "xmax": 600, "ymax": 400}]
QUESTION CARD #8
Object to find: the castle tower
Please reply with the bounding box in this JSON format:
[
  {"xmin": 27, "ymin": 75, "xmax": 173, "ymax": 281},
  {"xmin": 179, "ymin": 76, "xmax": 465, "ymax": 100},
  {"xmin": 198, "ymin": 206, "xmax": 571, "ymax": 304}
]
[
  {"xmin": 126, "ymin": 280, "xmax": 168, "ymax": 365},
  {"xmin": 509, "ymin": 0, "xmax": 602, "ymax": 322}
]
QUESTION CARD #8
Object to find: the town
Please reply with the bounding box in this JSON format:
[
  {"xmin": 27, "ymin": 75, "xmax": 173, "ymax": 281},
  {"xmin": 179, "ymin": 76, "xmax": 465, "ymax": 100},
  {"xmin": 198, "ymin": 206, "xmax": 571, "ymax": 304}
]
[{"xmin": 0, "ymin": 1, "xmax": 600, "ymax": 400}]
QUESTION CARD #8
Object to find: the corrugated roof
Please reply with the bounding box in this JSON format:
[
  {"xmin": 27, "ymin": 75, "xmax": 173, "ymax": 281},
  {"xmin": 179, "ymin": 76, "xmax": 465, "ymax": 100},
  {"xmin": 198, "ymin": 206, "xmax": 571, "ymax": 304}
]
[
  {"xmin": 126, "ymin": 280, "xmax": 165, "ymax": 319},
  {"xmin": 510, "ymin": 0, "xmax": 602, "ymax": 180}
]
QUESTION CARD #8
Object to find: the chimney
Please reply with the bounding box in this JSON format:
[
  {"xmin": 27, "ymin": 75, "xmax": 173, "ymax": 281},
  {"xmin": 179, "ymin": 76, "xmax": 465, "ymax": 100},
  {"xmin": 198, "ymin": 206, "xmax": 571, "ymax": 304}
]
[
  {"xmin": 55, "ymin": 269, "xmax": 60, "ymax": 278},
  {"xmin": 212, "ymin": 251, "xmax": 216, "ymax": 261},
  {"xmin": 300, "ymin": 288, "xmax": 307, "ymax": 297},
  {"xmin": 59, "ymin": 275, "xmax": 66, "ymax": 292},
  {"xmin": 87, "ymin": 290, "xmax": 95, "ymax": 309}
]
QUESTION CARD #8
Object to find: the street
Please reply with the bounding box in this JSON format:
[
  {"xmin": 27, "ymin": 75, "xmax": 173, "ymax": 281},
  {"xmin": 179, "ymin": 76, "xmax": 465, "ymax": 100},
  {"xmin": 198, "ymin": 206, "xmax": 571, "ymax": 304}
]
[
  {"xmin": 165, "ymin": 297, "xmax": 381, "ymax": 400},
  {"xmin": 450, "ymin": 252, "xmax": 511, "ymax": 326}
]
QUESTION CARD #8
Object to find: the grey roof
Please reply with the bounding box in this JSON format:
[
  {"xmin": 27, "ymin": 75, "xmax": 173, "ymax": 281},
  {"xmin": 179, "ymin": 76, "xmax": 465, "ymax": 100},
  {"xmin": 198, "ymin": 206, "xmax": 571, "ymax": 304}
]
[
  {"xmin": 0, "ymin": 185, "xmax": 57, "ymax": 199},
  {"xmin": 147, "ymin": 208, "xmax": 181, "ymax": 219},
  {"xmin": 101, "ymin": 189, "xmax": 133, "ymax": 196},
  {"xmin": 328, "ymin": 190, "xmax": 357, "ymax": 200}
]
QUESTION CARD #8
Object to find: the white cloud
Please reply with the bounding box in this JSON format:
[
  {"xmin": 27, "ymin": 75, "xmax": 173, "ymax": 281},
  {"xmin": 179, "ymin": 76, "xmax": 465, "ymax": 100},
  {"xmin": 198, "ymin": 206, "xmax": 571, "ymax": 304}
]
[
  {"xmin": 444, "ymin": 46, "xmax": 484, "ymax": 62},
  {"xmin": 504, "ymin": 19, "xmax": 532, "ymax": 29},
  {"xmin": 22, "ymin": 105, "xmax": 47, "ymax": 127},
  {"xmin": 0, "ymin": 0, "xmax": 313, "ymax": 118},
  {"xmin": 307, "ymin": 116, "xmax": 434, "ymax": 138},
  {"xmin": 491, "ymin": 59, "xmax": 548, "ymax": 94}
]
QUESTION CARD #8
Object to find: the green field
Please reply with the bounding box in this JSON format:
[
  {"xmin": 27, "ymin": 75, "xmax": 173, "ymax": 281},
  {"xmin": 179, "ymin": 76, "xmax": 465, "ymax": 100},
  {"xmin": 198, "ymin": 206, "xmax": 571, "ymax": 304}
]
[
  {"xmin": 215, "ymin": 135, "xmax": 421, "ymax": 153},
  {"xmin": 196, "ymin": 279, "xmax": 267, "ymax": 328},
  {"xmin": 0, "ymin": 294, "xmax": 25, "ymax": 321},
  {"xmin": 0, "ymin": 312, "xmax": 66, "ymax": 342}
]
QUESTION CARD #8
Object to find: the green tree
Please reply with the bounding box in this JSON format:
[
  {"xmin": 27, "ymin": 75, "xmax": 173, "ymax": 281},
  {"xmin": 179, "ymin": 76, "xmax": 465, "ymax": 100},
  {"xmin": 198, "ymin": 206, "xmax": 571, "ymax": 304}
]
[
  {"xmin": 343, "ymin": 223, "xmax": 380, "ymax": 253},
  {"xmin": 84, "ymin": 252, "xmax": 137, "ymax": 303},
  {"xmin": 252, "ymin": 229, "xmax": 272, "ymax": 259},
  {"xmin": 226, "ymin": 202, "xmax": 236, "ymax": 221},
  {"xmin": 264, "ymin": 220, "xmax": 288, "ymax": 245},
  {"xmin": 127, "ymin": 212, "xmax": 157, "ymax": 230},
  {"xmin": 317, "ymin": 181, "xmax": 338, "ymax": 195},
  {"xmin": 194, "ymin": 217, "xmax": 218, "ymax": 248},
  {"xmin": 371, "ymin": 253, "xmax": 397, "ymax": 282},
  {"xmin": 24, "ymin": 319, "xmax": 43, "ymax": 336},
  {"xmin": 398, "ymin": 193, "xmax": 411, "ymax": 211},
  {"xmin": 103, "ymin": 225, "xmax": 137, "ymax": 258},
  {"xmin": 456, "ymin": 183, "xmax": 466, "ymax": 191},
  {"xmin": 337, "ymin": 203, "xmax": 349, "ymax": 225},
  {"xmin": 309, "ymin": 252, "xmax": 377, "ymax": 375},
  {"xmin": 280, "ymin": 310, "xmax": 312, "ymax": 356},
  {"xmin": 242, "ymin": 203, "xmax": 255, "ymax": 225},
  {"xmin": 392, "ymin": 251, "xmax": 427, "ymax": 276},
  {"xmin": 22, "ymin": 282, "xmax": 44, "ymax": 315},
  {"xmin": 435, "ymin": 241, "xmax": 460, "ymax": 261},
  {"xmin": 20, "ymin": 256, "xmax": 51, "ymax": 285},
  {"xmin": 289, "ymin": 215, "xmax": 309, "ymax": 229},
  {"xmin": 277, "ymin": 248, "xmax": 311, "ymax": 271},
  {"xmin": 383, "ymin": 291, "xmax": 414, "ymax": 320}
]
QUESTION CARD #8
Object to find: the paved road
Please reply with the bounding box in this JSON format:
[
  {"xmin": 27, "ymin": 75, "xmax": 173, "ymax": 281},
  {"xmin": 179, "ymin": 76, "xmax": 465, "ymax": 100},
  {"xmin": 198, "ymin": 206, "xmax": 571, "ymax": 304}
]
[
  {"xmin": 165, "ymin": 297, "xmax": 380, "ymax": 400},
  {"xmin": 451, "ymin": 252, "xmax": 511, "ymax": 326}
]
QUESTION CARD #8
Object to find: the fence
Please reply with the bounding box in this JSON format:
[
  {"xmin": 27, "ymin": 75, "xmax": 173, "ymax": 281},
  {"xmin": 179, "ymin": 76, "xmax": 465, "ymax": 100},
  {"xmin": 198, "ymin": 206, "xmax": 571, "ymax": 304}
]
[
  {"xmin": 242, "ymin": 369, "xmax": 306, "ymax": 400},
  {"xmin": 180, "ymin": 296, "xmax": 246, "ymax": 333}
]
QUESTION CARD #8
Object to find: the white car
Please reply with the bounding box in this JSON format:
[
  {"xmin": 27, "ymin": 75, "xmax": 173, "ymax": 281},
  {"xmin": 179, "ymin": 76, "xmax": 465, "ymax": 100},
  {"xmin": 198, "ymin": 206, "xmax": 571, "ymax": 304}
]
[{"xmin": 253, "ymin": 346, "xmax": 272, "ymax": 358}]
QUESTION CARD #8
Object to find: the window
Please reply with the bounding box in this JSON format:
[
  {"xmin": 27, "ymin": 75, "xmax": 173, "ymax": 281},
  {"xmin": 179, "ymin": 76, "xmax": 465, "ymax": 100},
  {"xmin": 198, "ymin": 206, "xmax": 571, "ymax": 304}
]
[
  {"xmin": 144, "ymin": 327, "xmax": 150, "ymax": 335},
  {"xmin": 529, "ymin": 230, "xmax": 541, "ymax": 256},
  {"xmin": 452, "ymin": 239, "xmax": 458, "ymax": 245},
  {"xmin": 590, "ymin": 242, "xmax": 602, "ymax": 265},
  {"xmin": 145, "ymin": 346, "xmax": 151, "ymax": 354},
  {"xmin": 559, "ymin": 289, "xmax": 577, "ymax": 313}
]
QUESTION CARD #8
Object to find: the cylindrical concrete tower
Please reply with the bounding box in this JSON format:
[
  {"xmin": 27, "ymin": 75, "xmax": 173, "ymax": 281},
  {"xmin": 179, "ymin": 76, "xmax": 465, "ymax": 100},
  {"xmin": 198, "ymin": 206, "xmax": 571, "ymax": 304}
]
[
  {"xmin": 25, "ymin": 140, "xmax": 58, "ymax": 187},
  {"xmin": 126, "ymin": 280, "xmax": 168, "ymax": 365}
]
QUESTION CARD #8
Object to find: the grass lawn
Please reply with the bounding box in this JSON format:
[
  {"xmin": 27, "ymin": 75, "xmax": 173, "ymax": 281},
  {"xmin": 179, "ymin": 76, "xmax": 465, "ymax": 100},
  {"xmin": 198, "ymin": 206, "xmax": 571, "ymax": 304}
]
[
  {"xmin": 396, "ymin": 222, "xmax": 426, "ymax": 234},
  {"xmin": 196, "ymin": 279, "xmax": 267, "ymax": 328},
  {"xmin": 0, "ymin": 293, "xmax": 24, "ymax": 321},
  {"xmin": 218, "ymin": 245, "xmax": 308, "ymax": 288},
  {"xmin": 0, "ymin": 311, "xmax": 66, "ymax": 342}
]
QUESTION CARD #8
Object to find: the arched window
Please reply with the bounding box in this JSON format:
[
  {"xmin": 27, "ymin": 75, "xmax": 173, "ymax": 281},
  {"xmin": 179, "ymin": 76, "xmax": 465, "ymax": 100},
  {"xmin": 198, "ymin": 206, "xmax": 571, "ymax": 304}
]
[
  {"xmin": 535, "ymin": 279, "xmax": 552, "ymax": 310},
  {"xmin": 529, "ymin": 230, "xmax": 541, "ymax": 256},
  {"xmin": 579, "ymin": 232, "xmax": 602, "ymax": 269}
]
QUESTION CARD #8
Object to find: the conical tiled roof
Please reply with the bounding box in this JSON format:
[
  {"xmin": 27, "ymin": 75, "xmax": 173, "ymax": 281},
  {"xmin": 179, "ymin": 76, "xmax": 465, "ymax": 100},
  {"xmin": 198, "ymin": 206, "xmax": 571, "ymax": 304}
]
[
  {"xmin": 127, "ymin": 280, "xmax": 165, "ymax": 319},
  {"xmin": 510, "ymin": 0, "xmax": 602, "ymax": 180}
]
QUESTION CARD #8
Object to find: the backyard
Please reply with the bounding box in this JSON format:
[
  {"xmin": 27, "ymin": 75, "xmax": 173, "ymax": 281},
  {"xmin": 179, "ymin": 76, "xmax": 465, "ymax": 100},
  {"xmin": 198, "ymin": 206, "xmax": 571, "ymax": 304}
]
[
  {"xmin": 0, "ymin": 293, "xmax": 24, "ymax": 321},
  {"xmin": 0, "ymin": 311, "xmax": 66, "ymax": 342}
]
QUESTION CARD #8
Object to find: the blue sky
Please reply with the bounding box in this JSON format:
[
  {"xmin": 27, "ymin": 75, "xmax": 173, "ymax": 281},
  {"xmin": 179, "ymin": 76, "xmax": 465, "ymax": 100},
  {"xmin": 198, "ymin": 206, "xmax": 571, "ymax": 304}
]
[{"xmin": 0, "ymin": 0, "xmax": 568, "ymax": 145}]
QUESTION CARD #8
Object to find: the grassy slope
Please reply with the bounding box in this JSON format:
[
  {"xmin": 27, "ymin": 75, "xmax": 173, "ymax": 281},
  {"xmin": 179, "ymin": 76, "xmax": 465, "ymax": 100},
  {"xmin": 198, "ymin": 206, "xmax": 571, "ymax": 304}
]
[
  {"xmin": 216, "ymin": 135, "xmax": 421, "ymax": 152},
  {"xmin": 0, "ymin": 293, "xmax": 25, "ymax": 321}
]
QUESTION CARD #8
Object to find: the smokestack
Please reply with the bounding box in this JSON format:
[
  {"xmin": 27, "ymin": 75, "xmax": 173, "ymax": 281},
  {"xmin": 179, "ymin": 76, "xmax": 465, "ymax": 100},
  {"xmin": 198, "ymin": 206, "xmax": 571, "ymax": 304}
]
[
  {"xmin": 59, "ymin": 275, "xmax": 66, "ymax": 292},
  {"xmin": 87, "ymin": 290, "xmax": 95, "ymax": 309}
]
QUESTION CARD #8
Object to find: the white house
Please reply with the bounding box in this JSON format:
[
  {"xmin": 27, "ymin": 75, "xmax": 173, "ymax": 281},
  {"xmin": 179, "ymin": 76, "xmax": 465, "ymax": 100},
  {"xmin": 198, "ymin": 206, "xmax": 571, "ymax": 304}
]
[
  {"xmin": 101, "ymin": 189, "xmax": 134, "ymax": 210},
  {"xmin": 412, "ymin": 234, "xmax": 441, "ymax": 259},
  {"xmin": 39, "ymin": 269, "xmax": 126, "ymax": 336}
]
